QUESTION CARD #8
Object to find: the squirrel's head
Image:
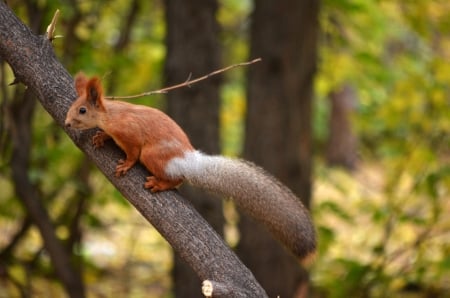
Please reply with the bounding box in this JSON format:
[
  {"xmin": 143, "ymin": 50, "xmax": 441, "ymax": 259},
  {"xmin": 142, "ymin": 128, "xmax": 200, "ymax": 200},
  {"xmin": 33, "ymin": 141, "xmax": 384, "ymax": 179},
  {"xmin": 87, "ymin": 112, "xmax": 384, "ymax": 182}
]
[{"xmin": 65, "ymin": 73, "xmax": 105, "ymax": 130}]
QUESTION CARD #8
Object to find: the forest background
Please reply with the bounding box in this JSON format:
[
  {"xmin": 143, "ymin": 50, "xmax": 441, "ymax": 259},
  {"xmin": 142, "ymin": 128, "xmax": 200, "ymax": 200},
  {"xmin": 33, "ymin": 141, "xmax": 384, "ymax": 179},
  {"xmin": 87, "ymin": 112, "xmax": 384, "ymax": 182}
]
[{"xmin": 0, "ymin": 0, "xmax": 449, "ymax": 297}]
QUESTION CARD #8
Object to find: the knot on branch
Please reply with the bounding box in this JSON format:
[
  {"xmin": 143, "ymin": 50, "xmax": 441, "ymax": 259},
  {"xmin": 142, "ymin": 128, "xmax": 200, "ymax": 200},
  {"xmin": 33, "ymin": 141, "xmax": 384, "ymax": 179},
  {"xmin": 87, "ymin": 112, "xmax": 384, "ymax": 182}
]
[{"xmin": 202, "ymin": 279, "xmax": 248, "ymax": 298}]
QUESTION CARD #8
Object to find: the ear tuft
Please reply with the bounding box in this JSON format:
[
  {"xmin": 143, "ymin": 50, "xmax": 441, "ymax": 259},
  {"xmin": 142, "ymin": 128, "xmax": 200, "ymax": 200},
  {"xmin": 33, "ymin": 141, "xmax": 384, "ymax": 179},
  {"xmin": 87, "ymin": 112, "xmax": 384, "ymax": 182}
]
[
  {"xmin": 74, "ymin": 72, "xmax": 88, "ymax": 96},
  {"xmin": 86, "ymin": 77, "xmax": 104, "ymax": 108}
]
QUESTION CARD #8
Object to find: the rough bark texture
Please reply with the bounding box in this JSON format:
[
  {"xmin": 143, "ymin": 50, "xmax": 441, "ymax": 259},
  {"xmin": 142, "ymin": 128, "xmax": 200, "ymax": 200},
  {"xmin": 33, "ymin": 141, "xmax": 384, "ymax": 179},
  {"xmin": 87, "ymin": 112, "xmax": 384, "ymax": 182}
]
[
  {"xmin": 164, "ymin": 0, "xmax": 224, "ymax": 296},
  {"xmin": 239, "ymin": 0, "xmax": 320, "ymax": 297},
  {"xmin": 0, "ymin": 3, "xmax": 267, "ymax": 297}
]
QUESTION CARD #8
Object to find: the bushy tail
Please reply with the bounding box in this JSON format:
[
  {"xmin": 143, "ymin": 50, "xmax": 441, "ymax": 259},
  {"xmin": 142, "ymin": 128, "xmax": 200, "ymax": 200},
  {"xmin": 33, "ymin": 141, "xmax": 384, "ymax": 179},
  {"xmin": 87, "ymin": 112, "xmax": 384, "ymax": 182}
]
[{"xmin": 165, "ymin": 151, "xmax": 316, "ymax": 261}]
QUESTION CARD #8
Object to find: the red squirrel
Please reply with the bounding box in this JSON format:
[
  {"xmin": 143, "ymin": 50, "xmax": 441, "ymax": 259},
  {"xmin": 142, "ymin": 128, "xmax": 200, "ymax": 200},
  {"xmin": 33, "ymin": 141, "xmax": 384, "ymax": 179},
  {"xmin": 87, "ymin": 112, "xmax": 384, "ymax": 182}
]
[{"xmin": 65, "ymin": 73, "xmax": 316, "ymax": 261}]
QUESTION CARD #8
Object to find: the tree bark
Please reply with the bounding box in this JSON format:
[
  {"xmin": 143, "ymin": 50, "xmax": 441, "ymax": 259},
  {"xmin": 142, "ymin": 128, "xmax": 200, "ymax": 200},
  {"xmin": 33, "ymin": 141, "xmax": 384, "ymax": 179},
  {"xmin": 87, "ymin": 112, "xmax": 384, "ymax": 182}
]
[
  {"xmin": 326, "ymin": 84, "xmax": 358, "ymax": 170},
  {"xmin": 0, "ymin": 3, "xmax": 267, "ymax": 297},
  {"xmin": 164, "ymin": 0, "xmax": 224, "ymax": 297},
  {"xmin": 239, "ymin": 0, "xmax": 320, "ymax": 297}
]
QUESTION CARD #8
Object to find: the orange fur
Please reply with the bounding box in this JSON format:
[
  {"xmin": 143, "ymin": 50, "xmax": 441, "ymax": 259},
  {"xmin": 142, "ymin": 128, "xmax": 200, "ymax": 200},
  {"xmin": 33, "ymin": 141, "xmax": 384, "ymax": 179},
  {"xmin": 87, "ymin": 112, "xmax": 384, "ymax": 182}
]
[{"xmin": 65, "ymin": 73, "xmax": 194, "ymax": 191}]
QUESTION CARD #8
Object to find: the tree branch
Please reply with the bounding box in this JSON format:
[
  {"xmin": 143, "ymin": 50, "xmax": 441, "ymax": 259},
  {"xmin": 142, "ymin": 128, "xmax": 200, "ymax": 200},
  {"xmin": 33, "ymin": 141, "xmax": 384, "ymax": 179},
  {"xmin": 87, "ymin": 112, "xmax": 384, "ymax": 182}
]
[
  {"xmin": 105, "ymin": 58, "xmax": 261, "ymax": 100},
  {"xmin": 0, "ymin": 3, "xmax": 268, "ymax": 297}
]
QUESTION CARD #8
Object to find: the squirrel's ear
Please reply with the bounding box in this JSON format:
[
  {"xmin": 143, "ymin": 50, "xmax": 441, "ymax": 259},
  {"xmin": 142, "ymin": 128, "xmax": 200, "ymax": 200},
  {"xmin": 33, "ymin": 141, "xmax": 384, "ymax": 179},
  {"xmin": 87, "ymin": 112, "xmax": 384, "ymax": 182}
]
[
  {"xmin": 74, "ymin": 72, "xmax": 88, "ymax": 96},
  {"xmin": 85, "ymin": 77, "xmax": 104, "ymax": 109}
]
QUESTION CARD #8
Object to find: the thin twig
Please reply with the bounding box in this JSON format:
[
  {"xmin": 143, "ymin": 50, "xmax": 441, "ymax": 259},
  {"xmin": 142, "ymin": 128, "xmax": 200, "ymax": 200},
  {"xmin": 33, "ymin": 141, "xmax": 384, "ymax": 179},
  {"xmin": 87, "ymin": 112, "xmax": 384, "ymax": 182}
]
[
  {"xmin": 46, "ymin": 9, "xmax": 60, "ymax": 41},
  {"xmin": 105, "ymin": 58, "xmax": 262, "ymax": 100}
]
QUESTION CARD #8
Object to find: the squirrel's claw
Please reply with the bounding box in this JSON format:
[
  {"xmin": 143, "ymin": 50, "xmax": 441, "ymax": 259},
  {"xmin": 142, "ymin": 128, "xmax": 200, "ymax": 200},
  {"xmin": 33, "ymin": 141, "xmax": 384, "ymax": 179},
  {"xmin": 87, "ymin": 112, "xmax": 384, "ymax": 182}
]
[
  {"xmin": 115, "ymin": 159, "xmax": 133, "ymax": 177},
  {"xmin": 92, "ymin": 131, "xmax": 108, "ymax": 149},
  {"xmin": 144, "ymin": 176, "xmax": 160, "ymax": 192},
  {"xmin": 145, "ymin": 176, "xmax": 181, "ymax": 192}
]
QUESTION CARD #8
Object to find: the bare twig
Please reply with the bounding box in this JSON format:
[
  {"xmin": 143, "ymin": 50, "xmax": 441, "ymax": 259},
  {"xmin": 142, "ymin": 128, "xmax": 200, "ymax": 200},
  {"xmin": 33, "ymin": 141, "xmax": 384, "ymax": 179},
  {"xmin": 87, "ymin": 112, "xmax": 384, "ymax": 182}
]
[
  {"xmin": 46, "ymin": 9, "xmax": 60, "ymax": 41},
  {"xmin": 105, "ymin": 58, "xmax": 262, "ymax": 100}
]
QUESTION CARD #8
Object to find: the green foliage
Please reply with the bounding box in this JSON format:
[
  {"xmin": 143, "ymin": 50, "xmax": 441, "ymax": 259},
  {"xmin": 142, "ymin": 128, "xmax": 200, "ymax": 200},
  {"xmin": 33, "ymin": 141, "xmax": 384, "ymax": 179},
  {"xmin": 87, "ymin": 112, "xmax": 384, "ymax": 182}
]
[
  {"xmin": 313, "ymin": 0, "xmax": 450, "ymax": 296},
  {"xmin": 218, "ymin": 0, "xmax": 252, "ymax": 157}
]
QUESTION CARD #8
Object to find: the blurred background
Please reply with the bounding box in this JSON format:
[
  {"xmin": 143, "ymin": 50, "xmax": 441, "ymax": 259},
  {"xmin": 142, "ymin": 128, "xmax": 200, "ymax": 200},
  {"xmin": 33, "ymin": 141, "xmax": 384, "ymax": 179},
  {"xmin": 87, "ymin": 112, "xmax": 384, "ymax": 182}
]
[{"xmin": 0, "ymin": 0, "xmax": 449, "ymax": 297}]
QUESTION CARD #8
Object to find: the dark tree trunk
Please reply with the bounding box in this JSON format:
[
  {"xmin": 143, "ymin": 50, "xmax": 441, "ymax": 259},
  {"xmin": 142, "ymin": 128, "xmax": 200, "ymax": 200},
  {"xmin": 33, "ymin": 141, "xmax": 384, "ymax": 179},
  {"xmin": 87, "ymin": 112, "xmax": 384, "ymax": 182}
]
[
  {"xmin": 239, "ymin": 0, "xmax": 320, "ymax": 297},
  {"xmin": 164, "ymin": 0, "xmax": 224, "ymax": 296},
  {"xmin": 326, "ymin": 84, "xmax": 358, "ymax": 170}
]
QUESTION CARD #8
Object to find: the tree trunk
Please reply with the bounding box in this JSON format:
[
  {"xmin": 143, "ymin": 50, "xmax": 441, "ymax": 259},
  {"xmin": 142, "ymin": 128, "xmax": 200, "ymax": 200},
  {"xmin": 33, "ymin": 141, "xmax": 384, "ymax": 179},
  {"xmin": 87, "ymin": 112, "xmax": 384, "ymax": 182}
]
[
  {"xmin": 239, "ymin": 0, "xmax": 320, "ymax": 297},
  {"xmin": 326, "ymin": 84, "xmax": 358, "ymax": 170},
  {"xmin": 164, "ymin": 0, "xmax": 224, "ymax": 297}
]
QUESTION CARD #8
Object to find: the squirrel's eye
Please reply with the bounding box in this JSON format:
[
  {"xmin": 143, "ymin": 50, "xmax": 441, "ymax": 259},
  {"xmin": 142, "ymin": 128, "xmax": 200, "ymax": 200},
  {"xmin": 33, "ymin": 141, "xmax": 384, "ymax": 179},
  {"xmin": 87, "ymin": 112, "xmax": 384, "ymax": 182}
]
[{"xmin": 79, "ymin": 107, "xmax": 87, "ymax": 114}]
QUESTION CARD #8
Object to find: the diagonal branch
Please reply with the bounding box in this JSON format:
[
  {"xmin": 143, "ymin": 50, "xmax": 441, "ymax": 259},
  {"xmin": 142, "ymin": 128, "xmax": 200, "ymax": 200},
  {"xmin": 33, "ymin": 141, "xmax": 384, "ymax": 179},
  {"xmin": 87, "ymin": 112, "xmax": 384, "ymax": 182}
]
[{"xmin": 0, "ymin": 3, "xmax": 268, "ymax": 297}]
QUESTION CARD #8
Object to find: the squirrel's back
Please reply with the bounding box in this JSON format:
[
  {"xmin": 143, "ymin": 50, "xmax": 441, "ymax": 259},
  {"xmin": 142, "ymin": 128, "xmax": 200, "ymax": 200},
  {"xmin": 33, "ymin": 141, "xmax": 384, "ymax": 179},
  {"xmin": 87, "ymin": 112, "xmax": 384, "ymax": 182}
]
[
  {"xmin": 165, "ymin": 150, "xmax": 316, "ymax": 260},
  {"xmin": 101, "ymin": 101, "xmax": 193, "ymax": 150}
]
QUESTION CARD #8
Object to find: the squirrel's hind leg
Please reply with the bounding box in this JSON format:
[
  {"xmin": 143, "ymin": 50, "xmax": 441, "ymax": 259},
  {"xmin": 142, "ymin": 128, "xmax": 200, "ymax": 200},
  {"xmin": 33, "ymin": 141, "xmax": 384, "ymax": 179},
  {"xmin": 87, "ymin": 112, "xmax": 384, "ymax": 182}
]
[
  {"xmin": 145, "ymin": 176, "xmax": 182, "ymax": 192},
  {"xmin": 139, "ymin": 145, "xmax": 183, "ymax": 191}
]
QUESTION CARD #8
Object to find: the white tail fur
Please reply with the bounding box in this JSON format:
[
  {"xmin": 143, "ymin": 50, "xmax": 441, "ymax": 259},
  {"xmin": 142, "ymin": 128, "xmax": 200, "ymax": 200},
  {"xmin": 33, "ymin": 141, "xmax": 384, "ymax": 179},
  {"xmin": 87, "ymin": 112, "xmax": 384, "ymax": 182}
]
[{"xmin": 165, "ymin": 150, "xmax": 316, "ymax": 260}]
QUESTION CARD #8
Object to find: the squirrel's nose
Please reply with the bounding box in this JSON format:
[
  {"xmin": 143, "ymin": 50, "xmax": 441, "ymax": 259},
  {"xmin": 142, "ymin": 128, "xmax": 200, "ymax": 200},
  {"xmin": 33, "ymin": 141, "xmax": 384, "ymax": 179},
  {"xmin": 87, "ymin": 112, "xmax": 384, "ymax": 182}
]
[{"xmin": 65, "ymin": 121, "xmax": 71, "ymax": 128}]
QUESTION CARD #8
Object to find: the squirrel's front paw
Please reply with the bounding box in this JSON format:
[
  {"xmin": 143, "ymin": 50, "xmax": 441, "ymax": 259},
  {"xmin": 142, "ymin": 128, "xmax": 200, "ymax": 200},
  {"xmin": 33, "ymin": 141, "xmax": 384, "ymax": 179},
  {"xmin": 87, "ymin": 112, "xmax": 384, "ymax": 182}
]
[
  {"xmin": 92, "ymin": 131, "xmax": 108, "ymax": 149},
  {"xmin": 115, "ymin": 159, "xmax": 132, "ymax": 177}
]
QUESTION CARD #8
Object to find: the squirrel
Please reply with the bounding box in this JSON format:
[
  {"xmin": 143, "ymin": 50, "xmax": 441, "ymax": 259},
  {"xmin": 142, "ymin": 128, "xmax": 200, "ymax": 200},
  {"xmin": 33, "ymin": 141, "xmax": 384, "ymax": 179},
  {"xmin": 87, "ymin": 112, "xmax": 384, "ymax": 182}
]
[{"xmin": 65, "ymin": 73, "xmax": 316, "ymax": 262}]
